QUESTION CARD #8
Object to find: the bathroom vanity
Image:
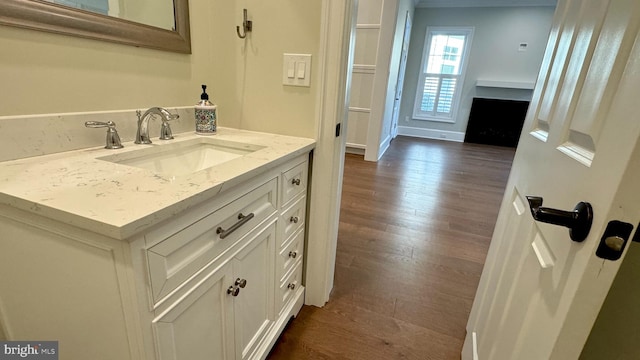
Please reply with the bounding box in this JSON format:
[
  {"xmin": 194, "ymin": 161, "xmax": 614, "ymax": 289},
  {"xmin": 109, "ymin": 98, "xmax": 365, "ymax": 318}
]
[{"xmin": 0, "ymin": 128, "xmax": 314, "ymax": 360}]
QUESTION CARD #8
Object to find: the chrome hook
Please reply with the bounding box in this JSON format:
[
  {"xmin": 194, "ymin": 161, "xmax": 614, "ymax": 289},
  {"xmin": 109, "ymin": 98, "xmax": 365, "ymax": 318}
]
[{"xmin": 236, "ymin": 9, "xmax": 252, "ymax": 39}]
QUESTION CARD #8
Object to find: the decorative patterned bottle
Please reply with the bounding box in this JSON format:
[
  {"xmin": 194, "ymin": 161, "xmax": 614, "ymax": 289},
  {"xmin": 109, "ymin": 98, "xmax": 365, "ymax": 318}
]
[{"xmin": 195, "ymin": 84, "xmax": 217, "ymax": 135}]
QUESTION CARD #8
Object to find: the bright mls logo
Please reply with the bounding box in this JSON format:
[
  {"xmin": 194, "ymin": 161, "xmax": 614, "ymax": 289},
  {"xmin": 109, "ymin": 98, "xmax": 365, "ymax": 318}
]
[{"xmin": 0, "ymin": 342, "xmax": 58, "ymax": 359}]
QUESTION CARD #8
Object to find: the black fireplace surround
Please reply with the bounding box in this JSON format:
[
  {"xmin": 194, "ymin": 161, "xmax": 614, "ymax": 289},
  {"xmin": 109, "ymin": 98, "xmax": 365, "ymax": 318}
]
[{"xmin": 464, "ymin": 97, "xmax": 530, "ymax": 148}]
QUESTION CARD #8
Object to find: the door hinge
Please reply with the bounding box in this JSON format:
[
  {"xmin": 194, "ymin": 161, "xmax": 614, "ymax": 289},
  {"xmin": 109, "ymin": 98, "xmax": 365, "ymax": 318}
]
[{"xmin": 335, "ymin": 123, "xmax": 341, "ymax": 137}]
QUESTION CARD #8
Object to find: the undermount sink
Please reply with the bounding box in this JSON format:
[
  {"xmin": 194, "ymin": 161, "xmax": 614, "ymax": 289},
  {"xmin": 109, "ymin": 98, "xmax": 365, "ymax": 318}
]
[{"xmin": 98, "ymin": 137, "xmax": 266, "ymax": 176}]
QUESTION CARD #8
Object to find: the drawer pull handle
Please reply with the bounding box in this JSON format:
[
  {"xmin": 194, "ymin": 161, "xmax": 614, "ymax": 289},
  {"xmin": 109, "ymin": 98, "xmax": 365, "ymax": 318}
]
[
  {"xmin": 235, "ymin": 278, "xmax": 247, "ymax": 288},
  {"xmin": 217, "ymin": 212, "xmax": 255, "ymax": 239},
  {"xmin": 288, "ymin": 251, "xmax": 297, "ymax": 259},
  {"xmin": 290, "ymin": 216, "xmax": 299, "ymax": 224},
  {"xmin": 291, "ymin": 178, "xmax": 301, "ymax": 186},
  {"xmin": 288, "ymin": 283, "xmax": 296, "ymax": 290},
  {"xmin": 227, "ymin": 286, "xmax": 240, "ymax": 297}
]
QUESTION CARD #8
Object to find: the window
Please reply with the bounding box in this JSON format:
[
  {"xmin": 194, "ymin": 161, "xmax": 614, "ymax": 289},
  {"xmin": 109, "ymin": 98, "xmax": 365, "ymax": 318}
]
[
  {"xmin": 413, "ymin": 27, "xmax": 474, "ymax": 122},
  {"xmin": 443, "ymin": 46, "xmax": 459, "ymax": 61}
]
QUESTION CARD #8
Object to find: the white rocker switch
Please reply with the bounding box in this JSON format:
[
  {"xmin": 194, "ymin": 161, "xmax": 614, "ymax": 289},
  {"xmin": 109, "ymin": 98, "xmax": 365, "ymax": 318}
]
[
  {"xmin": 287, "ymin": 61, "xmax": 296, "ymax": 79},
  {"xmin": 297, "ymin": 61, "xmax": 306, "ymax": 79},
  {"xmin": 283, "ymin": 53, "xmax": 311, "ymax": 87}
]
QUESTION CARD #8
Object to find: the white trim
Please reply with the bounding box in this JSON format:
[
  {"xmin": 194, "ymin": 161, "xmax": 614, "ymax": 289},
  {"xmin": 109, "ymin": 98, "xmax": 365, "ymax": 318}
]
[
  {"xmin": 348, "ymin": 107, "xmax": 371, "ymax": 113},
  {"xmin": 346, "ymin": 142, "xmax": 366, "ymax": 150},
  {"xmin": 305, "ymin": 0, "xmax": 354, "ymax": 307},
  {"xmin": 412, "ymin": 114, "xmax": 456, "ymax": 123},
  {"xmin": 352, "ymin": 64, "xmax": 376, "ymax": 73},
  {"xmin": 356, "ymin": 24, "xmax": 382, "ymax": 29},
  {"xmin": 345, "ymin": 143, "xmax": 366, "ymax": 156},
  {"xmin": 378, "ymin": 134, "xmax": 392, "ymax": 160},
  {"xmin": 472, "ymin": 332, "xmax": 479, "ymax": 360},
  {"xmin": 476, "ymin": 79, "xmax": 535, "ymax": 90},
  {"xmin": 398, "ymin": 126, "xmax": 465, "ymax": 142}
]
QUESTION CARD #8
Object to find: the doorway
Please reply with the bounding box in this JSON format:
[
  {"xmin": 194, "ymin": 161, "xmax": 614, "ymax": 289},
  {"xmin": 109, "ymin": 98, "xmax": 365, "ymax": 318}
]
[{"xmin": 269, "ymin": 137, "xmax": 516, "ymax": 358}]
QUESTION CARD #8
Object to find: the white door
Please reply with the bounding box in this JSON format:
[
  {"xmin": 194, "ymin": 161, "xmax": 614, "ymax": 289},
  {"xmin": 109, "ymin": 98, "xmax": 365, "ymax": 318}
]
[
  {"xmin": 390, "ymin": 11, "xmax": 411, "ymax": 139},
  {"xmin": 463, "ymin": 0, "xmax": 640, "ymax": 359}
]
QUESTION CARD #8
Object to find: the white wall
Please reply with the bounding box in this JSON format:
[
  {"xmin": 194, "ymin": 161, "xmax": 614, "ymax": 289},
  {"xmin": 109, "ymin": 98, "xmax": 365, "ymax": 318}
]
[
  {"xmin": 0, "ymin": 0, "xmax": 321, "ymax": 139},
  {"xmin": 399, "ymin": 6, "xmax": 554, "ymax": 135}
]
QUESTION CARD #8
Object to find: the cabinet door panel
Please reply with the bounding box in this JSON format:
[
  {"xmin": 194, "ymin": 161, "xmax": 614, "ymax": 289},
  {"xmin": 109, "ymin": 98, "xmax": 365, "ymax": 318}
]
[
  {"xmin": 233, "ymin": 222, "xmax": 276, "ymax": 360},
  {"xmin": 154, "ymin": 263, "xmax": 234, "ymax": 360}
]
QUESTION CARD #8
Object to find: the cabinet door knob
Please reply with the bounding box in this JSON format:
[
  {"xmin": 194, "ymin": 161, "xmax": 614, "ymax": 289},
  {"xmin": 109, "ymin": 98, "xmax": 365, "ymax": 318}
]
[
  {"xmin": 291, "ymin": 178, "xmax": 301, "ymax": 186},
  {"xmin": 227, "ymin": 286, "xmax": 240, "ymax": 297},
  {"xmin": 290, "ymin": 216, "xmax": 299, "ymax": 224},
  {"xmin": 288, "ymin": 283, "xmax": 296, "ymax": 290},
  {"xmin": 288, "ymin": 251, "xmax": 297, "ymax": 259},
  {"xmin": 235, "ymin": 278, "xmax": 247, "ymax": 288}
]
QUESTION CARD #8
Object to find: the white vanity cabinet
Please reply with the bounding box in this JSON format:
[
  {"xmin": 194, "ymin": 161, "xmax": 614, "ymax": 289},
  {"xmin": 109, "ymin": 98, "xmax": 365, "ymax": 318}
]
[
  {"xmin": 133, "ymin": 154, "xmax": 309, "ymax": 360},
  {"xmin": 152, "ymin": 222, "xmax": 276, "ymax": 360},
  {"xmin": 0, "ymin": 152, "xmax": 310, "ymax": 360}
]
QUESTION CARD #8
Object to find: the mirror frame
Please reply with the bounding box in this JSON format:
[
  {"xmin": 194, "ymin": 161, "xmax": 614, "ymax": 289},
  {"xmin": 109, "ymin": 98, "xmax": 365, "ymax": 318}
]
[{"xmin": 0, "ymin": 0, "xmax": 191, "ymax": 54}]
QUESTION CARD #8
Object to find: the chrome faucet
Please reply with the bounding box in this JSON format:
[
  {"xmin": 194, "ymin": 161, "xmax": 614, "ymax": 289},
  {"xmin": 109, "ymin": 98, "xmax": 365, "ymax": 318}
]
[{"xmin": 135, "ymin": 107, "xmax": 179, "ymax": 144}]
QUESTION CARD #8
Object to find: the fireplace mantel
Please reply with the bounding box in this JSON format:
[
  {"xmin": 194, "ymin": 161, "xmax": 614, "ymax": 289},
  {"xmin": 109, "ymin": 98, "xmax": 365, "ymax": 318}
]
[{"xmin": 476, "ymin": 79, "xmax": 535, "ymax": 90}]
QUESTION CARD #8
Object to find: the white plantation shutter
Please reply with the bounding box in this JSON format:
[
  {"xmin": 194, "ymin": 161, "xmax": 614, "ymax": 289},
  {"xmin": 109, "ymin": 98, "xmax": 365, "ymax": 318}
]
[
  {"xmin": 420, "ymin": 76, "xmax": 439, "ymax": 112},
  {"xmin": 437, "ymin": 77, "xmax": 456, "ymax": 114},
  {"xmin": 413, "ymin": 27, "xmax": 473, "ymax": 122}
]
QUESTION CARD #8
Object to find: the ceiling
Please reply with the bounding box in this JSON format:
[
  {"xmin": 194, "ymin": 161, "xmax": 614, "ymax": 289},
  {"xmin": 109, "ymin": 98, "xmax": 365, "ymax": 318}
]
[{"xmin": 416, "ymin": 0, "xmax": 557, "ymax": 7}]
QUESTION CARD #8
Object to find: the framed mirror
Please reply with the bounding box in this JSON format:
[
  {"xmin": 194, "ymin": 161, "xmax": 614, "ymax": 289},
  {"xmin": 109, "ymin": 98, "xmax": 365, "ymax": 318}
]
[{"xmin": 0, "ymin": 0, "xmax": 191, "ymax": 53}]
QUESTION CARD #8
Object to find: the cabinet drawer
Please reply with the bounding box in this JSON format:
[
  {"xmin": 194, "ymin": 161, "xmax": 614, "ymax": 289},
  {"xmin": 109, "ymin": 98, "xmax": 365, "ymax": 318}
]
[
  {"xmin": 277, "ymin": 230, "xmax": 304, "ymax": 284},
  {"xmin": 280, "ymin": 196, "xmax": 306, "ymax": 246},
  {"xmin": 281, "ymin": 161, "xmax": 308, "ymax": 207},
  {"xmin": 277, "ymin": 261, "xmax": 303, "ymax": 315},
  {"xmin": 147, "ymin": 178, "xmax": 277, "ymax": 303}
]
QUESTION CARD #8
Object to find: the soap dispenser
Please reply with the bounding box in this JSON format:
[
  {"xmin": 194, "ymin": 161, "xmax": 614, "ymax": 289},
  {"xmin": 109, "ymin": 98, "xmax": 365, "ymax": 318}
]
[{"xmin": 195, "ymin": 84, "xmax": 217, "ymax": 135}]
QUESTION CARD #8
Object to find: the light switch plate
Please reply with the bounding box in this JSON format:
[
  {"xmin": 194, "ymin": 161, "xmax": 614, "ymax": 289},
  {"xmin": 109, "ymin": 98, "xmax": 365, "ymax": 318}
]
[{"xmin": 283, "ymin": 53, "xmax": 311, "ymax": 87}]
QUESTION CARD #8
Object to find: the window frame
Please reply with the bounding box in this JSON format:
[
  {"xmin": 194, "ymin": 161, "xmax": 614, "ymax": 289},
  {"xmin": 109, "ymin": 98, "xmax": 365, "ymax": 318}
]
[{"xmin": 412, "ymin": 26, "xmax": 474, "ymax": 123}]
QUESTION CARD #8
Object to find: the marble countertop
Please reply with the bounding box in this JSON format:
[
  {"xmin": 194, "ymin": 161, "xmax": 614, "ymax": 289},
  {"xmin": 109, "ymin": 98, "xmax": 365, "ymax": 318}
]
[{"xmin": 0, "ymin": 128, "xmax": 315, "ymax": 240}]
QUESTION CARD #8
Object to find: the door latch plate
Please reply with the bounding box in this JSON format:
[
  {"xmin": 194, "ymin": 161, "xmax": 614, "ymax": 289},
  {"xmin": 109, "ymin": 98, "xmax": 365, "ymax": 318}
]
[{"xmin": 596, "ymin": 220, "xmax": 634, "ymax": 261}]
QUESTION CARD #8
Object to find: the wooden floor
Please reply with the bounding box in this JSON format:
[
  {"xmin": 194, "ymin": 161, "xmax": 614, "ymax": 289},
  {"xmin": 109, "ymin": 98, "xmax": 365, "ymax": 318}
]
[{"xmin": 268, "ymin": 136, "xmax": 515, "ymax": 360}]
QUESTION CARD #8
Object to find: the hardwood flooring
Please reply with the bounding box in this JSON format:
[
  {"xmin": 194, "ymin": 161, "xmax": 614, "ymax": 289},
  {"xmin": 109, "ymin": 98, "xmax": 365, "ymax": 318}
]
[{"xmin": 268, "ymin": 136, "xmax": 515, "ymax": 359}]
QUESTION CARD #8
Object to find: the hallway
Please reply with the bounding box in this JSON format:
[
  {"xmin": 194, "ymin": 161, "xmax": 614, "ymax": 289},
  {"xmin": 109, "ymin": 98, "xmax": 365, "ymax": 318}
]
[{"xmin": 268, "ymin": 136, "xmax": 516, "ymax": 359}]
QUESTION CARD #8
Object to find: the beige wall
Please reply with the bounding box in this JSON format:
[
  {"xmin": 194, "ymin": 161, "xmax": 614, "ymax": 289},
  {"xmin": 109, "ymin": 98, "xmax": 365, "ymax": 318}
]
[
  {"xmin": 0, "ymin": 0, "xmax": 321, "ymax": 139},
  {"xmin": 209, "ymin": 1, "xmax": 321, "ymax": 138}
]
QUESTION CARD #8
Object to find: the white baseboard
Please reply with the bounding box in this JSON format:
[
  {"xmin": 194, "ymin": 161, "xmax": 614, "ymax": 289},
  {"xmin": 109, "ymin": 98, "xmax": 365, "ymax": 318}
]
[
  {"xmin": 377, "ymin": 135, "xmax": 391, "ymax": 160},
  {"xmin": 397, "ymin": 126, "xmax": 465, "ymax": 142},
  {"xmin": 345, "ymin": 143, "xmax": 365, "ymax": 155}
]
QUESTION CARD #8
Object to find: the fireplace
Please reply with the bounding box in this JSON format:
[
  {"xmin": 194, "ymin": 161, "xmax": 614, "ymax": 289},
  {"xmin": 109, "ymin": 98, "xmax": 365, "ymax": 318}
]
[{"xmin": 464, "ymin": 97, "xmax": 529, "ymax": 148}]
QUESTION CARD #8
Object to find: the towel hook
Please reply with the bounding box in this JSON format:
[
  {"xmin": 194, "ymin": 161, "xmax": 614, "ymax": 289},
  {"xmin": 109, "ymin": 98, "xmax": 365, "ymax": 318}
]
[{"xmin": 236, "ymin": 9, "xmax": 252, "ymax": 39}]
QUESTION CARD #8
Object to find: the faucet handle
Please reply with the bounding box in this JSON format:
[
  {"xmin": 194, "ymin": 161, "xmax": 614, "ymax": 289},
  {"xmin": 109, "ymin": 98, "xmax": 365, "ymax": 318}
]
[
  {"xmin": 160, "ymin": 121, "xmax": 174, "ymax": 140},
  {"xmin": 159, "ymin": 111, "xmax": 179, "ymax": 140},
  {"xmin": 85, "ymin": 121, "xmax": 124, "ymax": 149}
]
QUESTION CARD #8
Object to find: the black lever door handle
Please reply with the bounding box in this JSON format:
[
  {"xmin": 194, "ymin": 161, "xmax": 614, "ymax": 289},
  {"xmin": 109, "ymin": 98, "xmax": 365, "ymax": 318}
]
[{"xmin": 526, "ymin": 196, "xmax": 593, "ymax": 242}]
